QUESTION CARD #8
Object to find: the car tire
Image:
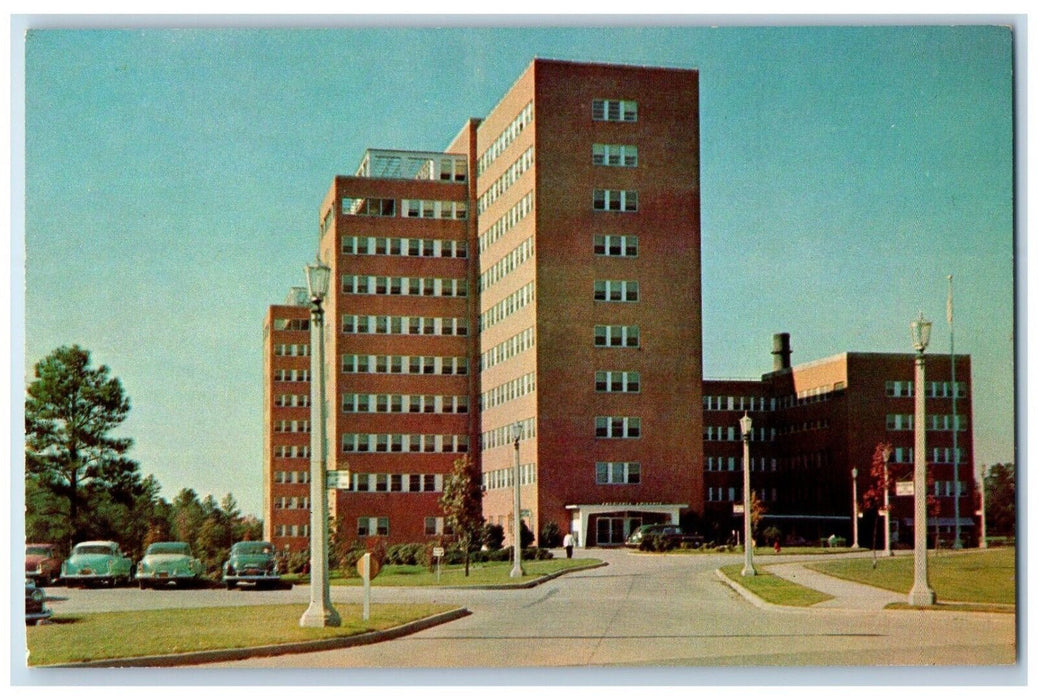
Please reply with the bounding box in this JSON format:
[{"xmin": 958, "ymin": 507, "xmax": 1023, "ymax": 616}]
[
  {"xmin": 225, "ymin": 581, "xmax": 236, "ymax": 590},
  {"xmin": 139, "ymin": 580, "xmax": 149, "ymax": 590}
]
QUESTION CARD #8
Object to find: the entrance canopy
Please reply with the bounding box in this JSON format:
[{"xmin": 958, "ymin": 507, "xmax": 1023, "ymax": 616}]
[{"xmin": 566, "ymin": 503, "xmax": 687, "ymax": 547}]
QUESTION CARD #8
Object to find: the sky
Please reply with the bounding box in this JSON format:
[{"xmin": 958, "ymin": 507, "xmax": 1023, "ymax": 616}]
[{"xmin": 15, "ymin": 21, "xmax": 1017, "ymax": 519}]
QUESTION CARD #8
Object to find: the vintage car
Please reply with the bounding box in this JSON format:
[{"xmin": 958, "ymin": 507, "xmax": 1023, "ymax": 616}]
[
  {"xmin": 222, "ymin": 541, "xmax": 280, "ymax": 589},
  {"xmin": 136, "ymin": 541, "xmax": 205, "ymax": 588},
  {"xmin": 25, "ymin": 578, "xmax": 52, "ymax": 625},
  {"xmin": 25, "ymin": 543, "xmax": 62, "ymax": 585},
  {"xmin": 60, "ymin": 540, "xmax": 133, "ymax": 587},
  {"xmin": 624, "ymin": 523, "xmax": 704, "ymax": 549}
]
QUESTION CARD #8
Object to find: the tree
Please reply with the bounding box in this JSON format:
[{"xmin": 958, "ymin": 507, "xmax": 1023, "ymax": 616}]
[
  {"xmin": 439, "ymin": 455, "xmax": 484, "ymax": 576},
  {"xmin": 984, "ymin": 463, "xmax": 1016, "ymax": 537},
  {"xmin": 25, "ymin": 345, "xmax": 139, "ymax": 550},
  {"xmin": 862, "ymin": 442, "xmax": 896, "ymax": 559}
]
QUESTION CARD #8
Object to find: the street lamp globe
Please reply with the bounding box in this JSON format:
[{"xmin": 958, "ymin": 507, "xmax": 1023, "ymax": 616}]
[
  {"xmin": 910, "ymin": 312, "xmax": 932, "ymax": 353},
  {"xmin": 740, "ymin": 412, "xmax": 753, "ymax": 438},
  {"xmin": 305, "ymin": 259, "xmax": 332, "ymax": 302}
]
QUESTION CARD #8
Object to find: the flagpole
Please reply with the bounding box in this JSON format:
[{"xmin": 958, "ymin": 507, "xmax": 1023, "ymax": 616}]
[{"xmin": 949, "ymin": 274, "xmax": 962, "ymax": 549}]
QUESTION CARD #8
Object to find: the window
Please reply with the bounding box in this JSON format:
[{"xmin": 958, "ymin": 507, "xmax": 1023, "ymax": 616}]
[
  {"xmin": 593, "ymin": 189, "xmax": 638, "ymax": 212},
  {"xmin": 357, "ymin": 517, "xmax": 390, "ymax": 537},
  {"xmin": 594, "ymin": 325, "xmax": 640, "ymax": 348},
  {"xmin": 594, "ymin": 280, "xmax": 639, "ymax": 302},
  {"xmin": 342, "ymin": 197, "xmax": 395, "ymax": 217},
  {"xmin": 596, "ymin": 461, "xmax": 641, "ymax": 485},
  {"xmin": 594, "ymin": 234, "xmax": 638, "ymax": 257},
  {"xmin": 592, "ymin": 144, "xmax": 638, "ymax": 167},
  {"xmin": 595, "ymin": 416, "xmax": 641, "ymax": 439},
  {"xmin": 592, "ymin": 99, "xmax": 638, "ymax": 122},
  {"xmin": 595, "ymin": 371, "xmax": 640, "ymax": 393}
]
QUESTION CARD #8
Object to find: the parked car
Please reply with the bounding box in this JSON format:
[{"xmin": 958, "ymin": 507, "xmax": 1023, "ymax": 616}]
[
  {"xmin": 222, "ymin": 541, "xmax": 280, "ymax": 589},
  {"xmin": 137, "ymin": 541, "xmax": 205, "ymax": 589},
  {"xmin": 61, "ymin": 540, "xmax": 133, "ymax": 587},
  {"xmin": 625, "ymin": 523, "xmax": 704, "ymax": 549},
  {"xmin": 25, "ymin": 543, "xmax": 62, "ymax": 585},
  {"xmin": 25, "ymin": 578, "xmax": 52, "ymax": 625}
]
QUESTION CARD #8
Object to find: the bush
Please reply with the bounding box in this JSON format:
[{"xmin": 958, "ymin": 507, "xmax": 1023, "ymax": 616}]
[
  {"xmin": 540, "ymin": 521, "xmax": 563, "ymax": 548},
  {"xmin": 483, "ymin": 523, "xmax": 505, "ymax": 550},
  {"xmin": 386, "ymin": 543, "xmax": 428, "ymax": 566},
  {"xmin": 639, "ymin": 533, "xmax": 676, "ymax": 552}
]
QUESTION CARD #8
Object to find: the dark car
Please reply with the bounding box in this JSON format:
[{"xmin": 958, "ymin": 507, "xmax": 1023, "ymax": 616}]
[
  {"xmin": 625, "ymin": 523, "xmax": 703, "ymax": 549},
  {"xmin": 222, "ymin": 541, "xmax": 280, "ymax": 589},
  {"xmin": 25, "ymin": 579, "xmax": 52, "ymax": 625},
  {"xmin": 25, "ymin": 543, "xmax": 62, "ymax": 585}
]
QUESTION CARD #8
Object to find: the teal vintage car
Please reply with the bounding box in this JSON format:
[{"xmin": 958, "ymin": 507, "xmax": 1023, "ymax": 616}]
[
  {"xmin": 222, "ymin": 541, "xmax": 280, "ymax": 589},
  {"xmin": 61, "ymin": 540, "xmax": 133, "ymax": 587},
  {"xmin": 136, "ymin": 541, "xmax": 204, "ymax": 589}
]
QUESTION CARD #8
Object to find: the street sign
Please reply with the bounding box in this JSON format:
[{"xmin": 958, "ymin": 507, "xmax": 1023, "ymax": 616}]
[
  {"xmin": 432, "ymin": 547, "xmax": 445, "ymax": 557},
  {"xmin": 896, "ymin": 481, "xmax": 914, "ymax": 496},
  {"xmin": 326, "ymin": 470, "xmax": 351, "ymax": 489},
  {"xmin": 732, "ymin": 504, "xmax": 745, "ymax": 514}
]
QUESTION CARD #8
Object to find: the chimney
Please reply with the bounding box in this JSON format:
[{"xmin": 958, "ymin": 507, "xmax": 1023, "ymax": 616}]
[{"xmin": 772, "ymin": 333, "xmax": 792, "ymax": 371}]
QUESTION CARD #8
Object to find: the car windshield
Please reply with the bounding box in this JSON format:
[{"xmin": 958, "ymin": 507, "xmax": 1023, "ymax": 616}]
[
  {"xmin": 146, "ymin": 543, "xmax": 190, "ymax": 555},
  {"xmin": 74, "ymin": 545, "xmax": 114, "ymax": 555},
  {"xmin": 26, "ymin": 546, "xmax": 53, "ymax": 556},
  {"xmin": 233, "ymin": 542, "xmax": 274, "ymax": 555}
]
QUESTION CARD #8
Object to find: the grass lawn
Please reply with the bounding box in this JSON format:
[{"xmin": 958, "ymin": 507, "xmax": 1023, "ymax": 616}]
[
  {"xmin": 26, "ymin": 603, "xmax": 455, "ymax": 667},
  {"xmin": 804, "ymin": 547, "xmax": 1016, "ymax": 606},
  {"xmin": 719, "ymin": 564, "xmax": 834, "ymax": 607},
  {"xmin": 284, "ymin": 557, "xmax": 601, "ymax": 587}
]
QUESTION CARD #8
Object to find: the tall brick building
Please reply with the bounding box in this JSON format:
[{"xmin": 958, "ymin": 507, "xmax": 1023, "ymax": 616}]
[{"xmin": 264, "ymin": 58, "xmax": 975, "ymax": 552}]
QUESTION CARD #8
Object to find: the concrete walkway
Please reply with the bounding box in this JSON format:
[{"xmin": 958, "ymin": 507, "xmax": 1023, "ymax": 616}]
[{"xmin": 762, "ymin": 560, "xmax": 904, "ymax": 610}]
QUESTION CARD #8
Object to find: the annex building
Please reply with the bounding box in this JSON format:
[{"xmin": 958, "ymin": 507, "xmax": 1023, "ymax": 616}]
[{"xmin": 264, "ymin": 59, "xmax": 975, "ymax": 553}]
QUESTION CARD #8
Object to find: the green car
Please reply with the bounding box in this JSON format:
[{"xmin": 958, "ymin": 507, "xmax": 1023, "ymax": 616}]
[
  {"xmin": 222, "ymin": 541, "xmax": 280, "ymax": 589},
  {"xmin": 137, "ymin": 541, "xmax": 204, "ymax": 589},
  {"xmin": 61, "ymin": 540, "xmax": 133, "ymax": 587}
]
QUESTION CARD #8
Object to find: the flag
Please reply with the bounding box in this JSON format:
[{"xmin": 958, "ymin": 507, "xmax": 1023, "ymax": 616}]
[{"xmin": 947, "ymin": 274, "xmax": 954, "ymax": 325}]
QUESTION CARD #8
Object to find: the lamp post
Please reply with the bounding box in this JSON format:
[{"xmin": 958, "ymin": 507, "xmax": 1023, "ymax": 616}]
[
  {"xmin": 510, "ymin": 422, "xmax": 525, "ymax": 579},
  {"xmin": 299, "ymin": 258, "xmax": 341, "ymax": 628},
  {"xmin": 948, "ymin": 274, "xmax": 962, "ymax": 549},
  {"xmin": 851, "ymin": 467, "xmax": 860, "ymax": 549},
  {"xmin": 882, "ymin": 445, "xmax": 893, "ymax": 557},
  {"xmin": 908, "ymin": 312, "xmax": 936, "ymax": 606},
  {"xmin": 978, "ymin": 464, "xmax": 988, "ymax": 548},
  {"xmin": 740, "ymin": 412, "xmax": 755, "ymax": 577}
]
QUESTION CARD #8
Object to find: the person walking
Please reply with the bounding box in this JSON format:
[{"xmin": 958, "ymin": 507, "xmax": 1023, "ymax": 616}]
[{"xmin": 563, "ymin": 532, "xmax": 574, "ymax": 559}]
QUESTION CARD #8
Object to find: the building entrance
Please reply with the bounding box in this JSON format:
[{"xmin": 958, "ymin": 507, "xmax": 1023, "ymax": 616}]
[{"xmin": 595, "ymin": 517, "xmax": 642, "ymax": 545}]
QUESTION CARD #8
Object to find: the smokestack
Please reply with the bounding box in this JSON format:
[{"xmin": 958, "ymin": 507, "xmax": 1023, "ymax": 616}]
[{"xmin": 772, "ymin": 333, "xmax": 792, "ymax": 371}]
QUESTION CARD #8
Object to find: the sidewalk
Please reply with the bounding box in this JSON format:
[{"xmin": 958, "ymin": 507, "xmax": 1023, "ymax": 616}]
[{"xmin": 762, "ymin": 560, "xmax": 904, "ymax": 610}]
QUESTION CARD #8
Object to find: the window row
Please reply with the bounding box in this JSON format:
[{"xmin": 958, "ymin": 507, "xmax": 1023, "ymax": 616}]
[
  {"xmin": 341, "ymin": 314, "xmax": 468, "ymax": 337},
  {"xmin": 479, "ymin": 191, "xmax": 533, "ymax": 253},
  {"xmin": 274, "ymin": 420, "xmax": 309, "ymax": 433},
  {"xmin": 482, "ymin": 372, "xmax": 536, "ymax": 410},
  {"xmin": 592, "ymin": 99, "xmax": 638, "ymax": 122},
  {"xmin": 342, "ymin": 433, "xmax": 470, "ymax": 454},
  {"xmin": 702, "ymin": 395, "xmax": 774, "ymax": 412},
  {"xmin": 481, "ymin": 327, "xmax": 535, "ymax": 371},
  {"xmin": 775, "ymin": 419, "xmax": 830, "ymax": 435},
  {"xmin": 707, "ymin": 487, "xmax": 777, "ymax": 503},
  {"xmin": 274, "ymin": 524, "xmax": 310, "ymax": 537},
  {"xmin": 594, "ymin": 234, "xmax": 639, "ymax": 257},
  {"xmin": 594, "ymin": 279, "xmax": 639, "ymax": 302},
  {"xmin": 357, "ymin": 517, "xmax": 389, "ymax": 537},
  {"xmin": 342, "ymin": 393, "xmax": 469, "ymax": 415},
  {"xmin": 595, "ymin": 371, "xmax": 640, "ymax": 393},
  {"xmin": 482, "ymin": 463, "xmax": 537, "ymax": 491},
  {"xmin": 479, "ymin": 236, "xmax": 534, "ymax": 292},
  {"xmin": 273, "ymin": 368, "xmax": 310, "ymax": 382},
  {"xmin": 482, "ymin": 417, "xmax": 536, "ymax": 450},
  {"xmin": 592, "ymin": 143, "xmax": 638, "ymax": 167},
  {"xmin": 885, "ymin": 414, "xmax": 967, "ymax": 431},
  {"xmin": 933, "ymin": 480, "xmax": 967, "ymax": 497},
  {"xmin": 596, "ymin": 461, "xmax": 640, "ymax": 485},
  {"xmin": 274, "ymin": 394, "xmax": 310, "ymax": 408},
  {"xmin": 595, "ymin": 416, "xmax": 641, "ymax": 439},
  {"xmin": 273, "ymin": 496, "xmax": 310, "ymax": 510},
  {"xmin": 274, "ymin": 344, "xmax": 309, "ymax": 357},
  {"xmin": 480, "ymin": 281, "xmax": 535, "ymax": 331},
  {"xmin": 425, "ymin": 517, "xmax": 454, "ymax": 536},
  {"xmin": 885, "ymin": 380, "xmax": 968, "ymax": 398},
  {"xmin": 341, "ymin": 354, "xmax": 469, "ymax": 376},
  {"xmin": 273, "ymin": 469, "xmax": 310, "ymax": 483},
  {"xmin": 273, "ymin": 446, "xmax": 311, "ymax": 459},
  {"xmin": 341, "ymin": 275, "xmax": 468, "ymax": 298},
  {"xmin": 703, "ymin": 425, "xmax": 773, "ymax": 442},
  {"xmin": 342, "ymin": 236, "xmax": 468, "ymax": 259},
  {"xmin": 704, "ymin": 456, "xmax": 777, "ymax": 472},
  {"xmin": 402, "ymin": 199, "xmax": 468, "ymax": 220},
  {"xmin": 273, "ymin": 319, "xmax": 310, "ymax": 331},
  {"xmin": 594, "ymin": 325, "xmax": 640, "ymax": 348},
  {"xmin": 593, "ymin": 189, "xmax": 638, "ymax": 212},
  {"xmin": 477, "ymin": 101, "xmax": 534, "ymax": 175},
  {"xmin": 341, "ymin": 197, "xmax": 397, "ymax": 217},
  {"xmin": 352, "ymin": 473, "xmax": 442, "ymax": 493},
  {"xmin": 477, "ymin": 146, "xmax": 534, "ymax": 215},
  {"xmin": 887, "ymin": 447, "xmax": 967, "ymax": 464}
]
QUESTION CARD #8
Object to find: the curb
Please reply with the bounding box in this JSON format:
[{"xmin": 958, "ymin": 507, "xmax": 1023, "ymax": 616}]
[
  {"xmin": 48, "ymin": 607, "xmax": 471, "ymax": 668},
  {"xmin": 442, "ymin": 560, "xmax": 608, "ymax": 589},
  {"xmin": 714, "ymin": 568, "xmax": 782, "ymax": 611}
]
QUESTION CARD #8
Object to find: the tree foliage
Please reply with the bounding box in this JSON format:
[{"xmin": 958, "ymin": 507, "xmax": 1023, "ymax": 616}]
[
  {"xmin": 439, "ymin": 455, "xmax": 484, "ymax": 575},
  {"xmin": 984, "ymin": 462, "xmax": 1016, "ymax": 537}
]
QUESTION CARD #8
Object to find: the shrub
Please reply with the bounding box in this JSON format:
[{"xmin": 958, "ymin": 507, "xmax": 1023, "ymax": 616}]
[
  {"xmin": 540, "ymin": 521, "xmax": 563, "ymax": 548},
  {"xmin": 483, "ymin": 523, "xmax": 505, "ymax": 550}
]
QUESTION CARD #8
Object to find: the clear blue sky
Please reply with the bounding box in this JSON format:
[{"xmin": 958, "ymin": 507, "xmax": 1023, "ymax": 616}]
[{"xmin": 19, "ymin": 23, "xmax": 1016, "ymax": 518}]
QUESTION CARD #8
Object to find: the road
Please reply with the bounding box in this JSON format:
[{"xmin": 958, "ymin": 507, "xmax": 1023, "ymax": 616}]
[{"xmin": 44, "ymin": 548, "xmax": 1017, "ymax": 673}]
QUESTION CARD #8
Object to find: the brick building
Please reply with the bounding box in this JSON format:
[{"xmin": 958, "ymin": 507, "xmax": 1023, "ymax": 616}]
[{"xmin": 263, "ymin": 58, "xmax": 975, "ymax": 553}]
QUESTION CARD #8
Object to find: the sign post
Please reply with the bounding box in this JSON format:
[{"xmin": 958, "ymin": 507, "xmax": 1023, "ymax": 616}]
[{"xmin": 433, "ymin": 546, "xmax": 444, "ymax": 583}]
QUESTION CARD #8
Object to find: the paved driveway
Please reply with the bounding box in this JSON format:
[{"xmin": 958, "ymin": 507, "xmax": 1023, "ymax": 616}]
[{"xmin": 196, "ymin": 548, "xmax": 1016, "ymax": 674}]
